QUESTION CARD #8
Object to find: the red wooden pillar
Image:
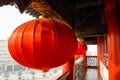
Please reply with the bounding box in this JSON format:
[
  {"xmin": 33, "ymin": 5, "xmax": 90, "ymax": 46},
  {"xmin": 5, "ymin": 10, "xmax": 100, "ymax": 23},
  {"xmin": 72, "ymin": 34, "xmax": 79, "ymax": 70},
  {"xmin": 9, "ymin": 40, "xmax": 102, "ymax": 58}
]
[
  {"xmin": 83, "ymin": 53, "xmax": 87, "ymax": 70},
  {"xmin": 104, "ymin": 0, "xmax": 120, "ymax": 80},
  {"xmin": 97, "ymin": 36, "xmax": 101, "ymax": 72},
  {"xmin": 62, "ymin": 57, "xmax": 75, "ymax": 80}
]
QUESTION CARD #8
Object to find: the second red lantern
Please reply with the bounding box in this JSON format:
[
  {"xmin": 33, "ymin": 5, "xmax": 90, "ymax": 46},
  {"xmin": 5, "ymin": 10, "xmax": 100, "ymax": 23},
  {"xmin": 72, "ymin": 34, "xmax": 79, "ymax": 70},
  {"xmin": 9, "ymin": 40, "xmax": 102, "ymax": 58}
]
[{"xmin": 75, "ymin": 40, "xmax": 87, "ymax": 57}]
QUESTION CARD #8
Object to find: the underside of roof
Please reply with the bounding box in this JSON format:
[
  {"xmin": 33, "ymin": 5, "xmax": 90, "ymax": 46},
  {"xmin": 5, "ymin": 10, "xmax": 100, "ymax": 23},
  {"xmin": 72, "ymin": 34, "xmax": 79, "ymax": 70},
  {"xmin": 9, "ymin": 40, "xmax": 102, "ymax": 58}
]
[{"xmin": 0, "ymin": 0, "xmax": 107, "ymax": 44}]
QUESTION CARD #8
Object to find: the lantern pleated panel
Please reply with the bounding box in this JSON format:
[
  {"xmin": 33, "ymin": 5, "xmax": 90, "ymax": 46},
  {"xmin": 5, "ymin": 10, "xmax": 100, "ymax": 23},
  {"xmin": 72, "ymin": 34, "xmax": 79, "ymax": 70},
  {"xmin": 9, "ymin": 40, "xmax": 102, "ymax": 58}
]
[{"xmin": 8, "ymin": 18, "xmax": 78, "ymax": 70}]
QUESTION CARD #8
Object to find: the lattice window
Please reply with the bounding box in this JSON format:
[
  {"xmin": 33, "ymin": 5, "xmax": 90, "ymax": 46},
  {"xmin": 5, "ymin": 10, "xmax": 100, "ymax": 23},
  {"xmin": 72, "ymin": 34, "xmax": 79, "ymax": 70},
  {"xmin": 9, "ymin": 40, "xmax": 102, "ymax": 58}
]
[{"xmin": 100, "ymin": 35, "xmax": 108, "ymax": 68}]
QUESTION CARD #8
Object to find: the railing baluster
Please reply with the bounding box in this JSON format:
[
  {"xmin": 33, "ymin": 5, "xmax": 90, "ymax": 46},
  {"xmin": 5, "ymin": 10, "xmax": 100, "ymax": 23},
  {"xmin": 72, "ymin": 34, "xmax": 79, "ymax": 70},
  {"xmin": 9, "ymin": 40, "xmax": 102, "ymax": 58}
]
[{"xmin": 75, "ymin": 57, "xmax": 84, "ymax": 80}]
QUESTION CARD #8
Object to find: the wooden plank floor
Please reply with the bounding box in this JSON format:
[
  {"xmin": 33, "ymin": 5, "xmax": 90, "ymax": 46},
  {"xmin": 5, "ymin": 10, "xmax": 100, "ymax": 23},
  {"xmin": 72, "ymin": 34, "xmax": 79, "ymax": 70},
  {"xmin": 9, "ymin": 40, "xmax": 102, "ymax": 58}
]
[{"xmin": 81, "ymin": 68, "xmax": 103, "ymax": 80}]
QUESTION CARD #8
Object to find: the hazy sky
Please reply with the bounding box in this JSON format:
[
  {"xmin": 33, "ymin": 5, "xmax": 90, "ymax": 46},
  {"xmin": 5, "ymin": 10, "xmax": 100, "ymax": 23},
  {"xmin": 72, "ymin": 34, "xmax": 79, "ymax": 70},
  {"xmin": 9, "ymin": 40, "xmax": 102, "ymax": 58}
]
[{"xmin": 0, "ymin": 5, "xmax": 35, "ymax": 39}]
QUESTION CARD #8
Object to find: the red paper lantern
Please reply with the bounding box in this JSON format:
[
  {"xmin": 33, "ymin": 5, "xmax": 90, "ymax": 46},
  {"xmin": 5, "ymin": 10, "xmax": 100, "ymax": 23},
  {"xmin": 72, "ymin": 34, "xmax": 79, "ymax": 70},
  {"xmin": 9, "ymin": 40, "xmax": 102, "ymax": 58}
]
[
  {"xmin": 8, "ymin": 18, "xmax": 77, "ymax": 70},
  {"xmin": 75, "ymin": 40, "xmax": 87, "ymax": 55},
  {"xmin": 75, "ymin": 40, "xmax": 87, "ymax": 60}
]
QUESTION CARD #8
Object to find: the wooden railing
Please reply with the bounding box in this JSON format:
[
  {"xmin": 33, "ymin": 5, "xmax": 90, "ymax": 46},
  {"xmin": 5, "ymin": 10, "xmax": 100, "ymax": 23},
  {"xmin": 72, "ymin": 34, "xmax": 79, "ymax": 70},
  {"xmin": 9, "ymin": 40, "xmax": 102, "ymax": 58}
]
[
  {"xmin": 75, "ymin": 57, "xmax": 84, "ymax": 80},
  {"xmin": 87, "ymin": 56, "xmax": 98, "ymax": 68},
  {"xmin": 57, "ymin": 56, "xmax": 85, "ymax": 80}
]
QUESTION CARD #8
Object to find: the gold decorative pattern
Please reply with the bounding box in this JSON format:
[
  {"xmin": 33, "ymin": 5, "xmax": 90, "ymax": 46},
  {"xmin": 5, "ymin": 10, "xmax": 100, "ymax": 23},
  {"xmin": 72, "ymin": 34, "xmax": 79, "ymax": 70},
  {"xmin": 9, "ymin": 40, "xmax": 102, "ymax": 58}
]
[{"xmin": 29, "ymin": 0, "xmax": 71, "ymax": 28}]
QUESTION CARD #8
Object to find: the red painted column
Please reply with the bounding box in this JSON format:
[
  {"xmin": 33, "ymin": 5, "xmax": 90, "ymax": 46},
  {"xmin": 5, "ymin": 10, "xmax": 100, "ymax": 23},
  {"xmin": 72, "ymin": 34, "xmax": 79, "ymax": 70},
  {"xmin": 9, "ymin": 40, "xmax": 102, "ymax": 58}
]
[
  {"xmin": 104, "ymin": 0, "xmax": 120, "ymax": 80},
  {"xmin": 97, "ymin": 36, "xmax": 101, "ymax": 72},
  {"xmin": 83, "ymin": 53, "xmax": 87, "ymax": 70},
  {"xmin": 62, "ymin": 57, "xmax": 75, "ymax": 80}
]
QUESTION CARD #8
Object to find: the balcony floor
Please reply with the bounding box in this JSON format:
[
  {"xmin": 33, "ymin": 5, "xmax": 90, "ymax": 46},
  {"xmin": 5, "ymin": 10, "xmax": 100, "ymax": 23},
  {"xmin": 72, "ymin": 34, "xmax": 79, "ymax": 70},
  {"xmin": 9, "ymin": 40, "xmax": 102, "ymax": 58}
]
[{"xmin": 82, "ymin": 68, "xmax": 103, "ymax": 80}]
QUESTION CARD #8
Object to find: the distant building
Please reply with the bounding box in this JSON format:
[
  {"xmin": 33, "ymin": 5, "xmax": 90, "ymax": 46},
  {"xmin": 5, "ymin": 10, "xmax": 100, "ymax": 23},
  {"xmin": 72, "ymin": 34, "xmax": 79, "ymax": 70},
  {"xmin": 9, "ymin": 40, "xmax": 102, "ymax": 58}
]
[{"xmin": 0, "ymin": 40, "xmax": 26, "ymax": 73}]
